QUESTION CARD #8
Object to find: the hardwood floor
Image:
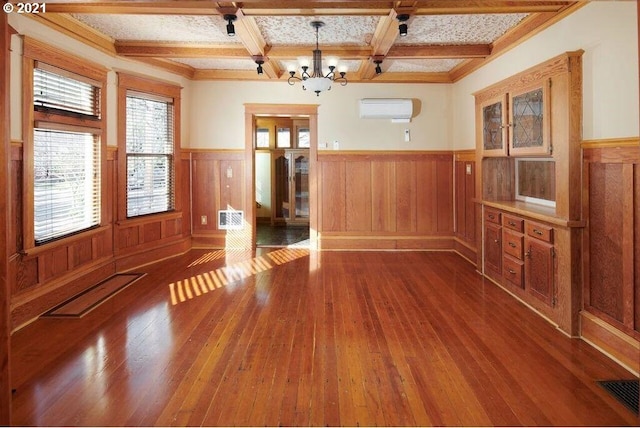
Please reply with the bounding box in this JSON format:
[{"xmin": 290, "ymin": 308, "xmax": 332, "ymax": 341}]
[{"xmin": 10, "ymin": 249, "xmax": 639, "ymax": 426}]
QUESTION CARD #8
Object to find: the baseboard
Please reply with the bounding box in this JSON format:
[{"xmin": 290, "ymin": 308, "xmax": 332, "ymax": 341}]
[{"xmin": 580, "ymin": 311, "xmax": 640, "ymax": 376}]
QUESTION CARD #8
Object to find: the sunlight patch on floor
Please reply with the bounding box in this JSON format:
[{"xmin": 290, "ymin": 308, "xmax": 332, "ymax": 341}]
[{"xmin": 169, "ymin": 248, "xmax": 310, "ymax": 305}]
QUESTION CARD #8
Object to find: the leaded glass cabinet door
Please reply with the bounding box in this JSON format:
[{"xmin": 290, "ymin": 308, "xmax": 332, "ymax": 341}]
[
  {"xmin": 509, "ymin": 82, "xmax": 551, "ymax": 155},
  {"xmin": 480, "ymin": 94, "xmax": 508, "ymax": 156},
  {"xmin": 293, "ymin": 153, "xmax": 309, "ymax": 220}
]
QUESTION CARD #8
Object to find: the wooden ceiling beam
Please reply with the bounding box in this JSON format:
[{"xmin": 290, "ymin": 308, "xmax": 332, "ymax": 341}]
[
  {"xmin": 360, "ymin": 9, "xmax": 398, "ymax": 80},
  {"xmin": 43, "ymin": 1, "xmax": 572, "ymax": 16},
  {"xmin": 43, "ymin": 1, "xmax": 222, "ymax": 15},
  {"xmin": 387, "ymin": 44, "xmax": 491, "ymax": 59},
  {"xmin": 264, "ymin": 46, "xmax": 373, "ymax": 60},
  {"xmin": 115, "ymin": 43, "xmax": 250, "ymax": 58}
]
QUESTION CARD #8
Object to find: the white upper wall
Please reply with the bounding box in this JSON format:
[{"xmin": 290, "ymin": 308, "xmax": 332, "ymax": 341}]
[
  {"xmin": 188, "ymin": 80, "xmax": 452, "ymax": 150},
  {"xmin": 452, "ymin": 1, "xmax": 639, "ymax": 149}
]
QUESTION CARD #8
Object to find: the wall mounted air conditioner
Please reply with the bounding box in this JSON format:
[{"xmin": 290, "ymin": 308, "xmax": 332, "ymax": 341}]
[{"xmin": 359, "ymin": 98, "xmax": 413, "ymax": 123}]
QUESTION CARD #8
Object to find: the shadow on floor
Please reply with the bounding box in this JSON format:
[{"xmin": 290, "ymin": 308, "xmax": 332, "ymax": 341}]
[{"xmin": 256, "ymin": 223, "xmax": 310, "ymax": 247}]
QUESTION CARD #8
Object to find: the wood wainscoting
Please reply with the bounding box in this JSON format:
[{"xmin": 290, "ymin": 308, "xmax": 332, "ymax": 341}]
[
  {"xmin": 189, "ymin": 149, "xmax": 248, "ymax": 248},
  {"xmin": 454, "ymin": 150, "xmax": 477, "ymax": 263},
  {"xmin": 582, "ymin": 138, "xmax": 640, "ymax": 375},
  {"xmin": 316, "ymin": 151, "xmax": 455, "ymax": 250},
  {"xmin": 9, "ymin": 145, "xmax": 191, "ymax": 331}
]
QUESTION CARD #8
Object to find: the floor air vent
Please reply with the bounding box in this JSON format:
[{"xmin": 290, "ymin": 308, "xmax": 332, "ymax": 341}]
[
  {"xmin": 597, "ymin": 379, "xmax": 639, "ymax": 414},
  {"xmin": 218, "ymin": 210, "xmax": 244, "ymax": 230}
]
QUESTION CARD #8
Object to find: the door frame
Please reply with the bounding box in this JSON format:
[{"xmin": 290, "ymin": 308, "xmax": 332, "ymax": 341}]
[{"xmin": 244, "ymin": 103, "xmax": 319, "ymax": 249}]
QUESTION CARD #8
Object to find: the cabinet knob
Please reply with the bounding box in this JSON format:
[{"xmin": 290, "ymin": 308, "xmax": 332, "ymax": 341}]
[
  {"xmin": 508, "ymin": 221, "xmax": 516, "ymax": 226},
  {"xmin": 509, "ymin": 242, "xmax": 516, "ymax": 248},
  {"xmin": 494, "ymin": 239, "xmax": 499, "ymax": 244},
  {"xmin": 508, "ymin": 269, "xmax": 516, "ymax": 275},
  {"xmin": 525, "ymin": 248, "xmax": 531, "ymax": 258},
  {"xmin": 533, "ymin": 229, "xmax": 543, "ymax": 236},
  {"xmin": 488, "ymin": 214, "xmax": 495, "ymax": 219}
]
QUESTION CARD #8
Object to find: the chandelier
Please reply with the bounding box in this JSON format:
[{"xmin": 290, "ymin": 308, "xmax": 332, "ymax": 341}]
[{"xmin": 287, "ymin": 21, "xmax": 347, "ymax": 96}]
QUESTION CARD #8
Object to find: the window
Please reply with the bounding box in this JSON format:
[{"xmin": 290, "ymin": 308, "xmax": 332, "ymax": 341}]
[
  {"xmin": 297, "ymin": 127, "xmax": 310, "ymax": 148},
  {"xmin": 118, "ymin": 73, "xmax": 181, "ymax": 220},
  {"xmin": 33, "ymin": 129, "xmax": 100, "ymax": 244},
  {"xmin": 125, "ymin": 92, "xmax": 175, "ymax": 217},
  {"xmin": 276, "ymin": 127, "xmax": 291, "ymax": 148},
  {"xmin": 256, "ymin": 127, "xmax": 270, "ymax": 148},
  {"xmin": 25, "ymin": 51, "xmax": 105, "ymax": 246}
]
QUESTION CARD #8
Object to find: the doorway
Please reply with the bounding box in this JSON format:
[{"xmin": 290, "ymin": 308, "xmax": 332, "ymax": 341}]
[
  {"xmin": 255, "ymin": 116, "xmax": 310, "ymax": 247},
  {"xmin": 244, "ymin": 104, "xmax": 319, "ymax": 250}
]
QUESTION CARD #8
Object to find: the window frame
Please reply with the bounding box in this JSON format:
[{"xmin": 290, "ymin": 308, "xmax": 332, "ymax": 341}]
[
  {"xmin": 117, "ymin": 73, "xmax": 181, "ymax": 222},
  {"xmin": 22, "ymin": 37, "xmax": 107, "ymax": 250}
]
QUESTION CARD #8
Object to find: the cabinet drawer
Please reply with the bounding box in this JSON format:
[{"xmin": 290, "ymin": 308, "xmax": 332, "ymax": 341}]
[
  {"xmin": 503, "ymin": 229, "xmax": 524, "ymax": 260},
  {"xmin": 526, "ymin": 221, "xmax": 553, "ymax": 243},
  {"xmin": 503, "ymin": 214, "xmax": 524, "ymax": 232},
  {"xmin": 485, "ymin": 208, "xmax": 501, "ymax": 225},
  {"xmin": 503, "ymin": 256, "xmax": 524, "ymax": 288}
]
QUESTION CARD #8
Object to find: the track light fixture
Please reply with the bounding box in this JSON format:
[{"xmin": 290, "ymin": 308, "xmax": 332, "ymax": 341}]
[
  {"xmin": 255, "ymin": 59, "xmax": 264, "ymax": 75},
  {"xmin": 224, "ymin": 14, "xmax": 237, "ymax": 36},
  {"xmin": 374, "ymin": 59, "xmax": 383, "ymax": 75},
  {"xmin": 397, "ymin": 14, "xmax": 410, "ymax": 37}
]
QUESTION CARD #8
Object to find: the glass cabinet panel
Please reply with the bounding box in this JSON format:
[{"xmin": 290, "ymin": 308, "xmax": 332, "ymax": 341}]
[
  {"xmin": 294, "ymin": 154, "xmax": 309, "ymax": 219},
  {"xmin": 509, "ymin": 83, "xmax": 550, "ymax": 155},
  {"xmin": 512, "ymin": 88, "xmax": 543, "ymax": 148},
  {"xmin": 480, "ymin": 94, "xmax": 508, "ymax": 156},
  {"xmin": 483, "ymin": 102, "xmax": 503, "ymax": 150}
]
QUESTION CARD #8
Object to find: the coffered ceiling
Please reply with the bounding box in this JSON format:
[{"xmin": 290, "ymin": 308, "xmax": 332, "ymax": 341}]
[{"xmin": 30, "ymin": 1, "xmax": 582, "ymax": 82}]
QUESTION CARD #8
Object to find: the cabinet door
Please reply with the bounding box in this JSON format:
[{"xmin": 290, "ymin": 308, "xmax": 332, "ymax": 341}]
[
  {"xmin": 484, "ymin": 222, "xmax": 502, "ymax": 276},
  {"xmin": 525, "ymin": 237, "xmax": 555, "ymax": 306},
  {"xmin": 509, "ymin": 82, "xmax": 551, "ymax": 155},
  {"xmin": 481, "ymin": 94, "xmax": 509, "ymax": 156},
  {"xmin": 293, "ymin": 152, "xmax": 309, "ymax": 220}
]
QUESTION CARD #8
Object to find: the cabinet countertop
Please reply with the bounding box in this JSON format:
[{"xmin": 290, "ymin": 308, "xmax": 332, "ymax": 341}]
[{"xmin": 477, "ymin": 199, "xmax": 585, "ymax": 228}]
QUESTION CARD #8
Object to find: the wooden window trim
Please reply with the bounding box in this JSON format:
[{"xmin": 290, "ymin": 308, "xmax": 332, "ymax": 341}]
[{"xmin": 21, "ymin": 38, "xmax": 107, "ymax": 251}]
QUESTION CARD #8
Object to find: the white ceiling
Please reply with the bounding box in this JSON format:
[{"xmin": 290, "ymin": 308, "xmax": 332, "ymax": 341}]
[{"xmin": 35, "ymin": 1, "xmax": 580, "ymax": 82}]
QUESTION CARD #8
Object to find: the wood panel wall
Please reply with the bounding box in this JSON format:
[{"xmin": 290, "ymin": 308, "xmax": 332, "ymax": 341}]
[
  {"xmin": 189, "ymin": 150, "xmax": 247, "ymax": 248},
  {"xmin": 316, "ymin": 151, "xmax": 455, "ymax": 250},
  {"xmin": 454, "ymin": 150, "xmax": 477, "ymax": 263},
  {"xmin": 582, "ymin": 139, "xmax": 640, "ymax": 375}
]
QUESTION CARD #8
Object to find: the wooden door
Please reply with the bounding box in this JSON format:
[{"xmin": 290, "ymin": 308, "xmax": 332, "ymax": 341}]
[
  {"xmin": 484, "ymin": 222, "xmax": 502, "ymax": 277},
  {"xmin": 526, "ymin": 237, "xmax": 555, "ymax": 306}
]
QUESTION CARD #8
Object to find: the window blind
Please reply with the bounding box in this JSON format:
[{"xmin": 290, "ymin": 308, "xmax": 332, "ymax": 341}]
[
  {"xmin": 33, "ymin": 129, "xmax": 101, "ymax": 244},
  {"xmin": 126, "ymin": 93, "xmax": 175, "ymax": 217},
  {"xmin": 34, "ymin": 66, "xmax": 100, "ymax": 118}
]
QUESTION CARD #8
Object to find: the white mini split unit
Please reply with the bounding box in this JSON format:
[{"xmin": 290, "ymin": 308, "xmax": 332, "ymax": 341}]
[{"xmin": 359, "ymin": 98, "xmax": 413, "ymax": 123}]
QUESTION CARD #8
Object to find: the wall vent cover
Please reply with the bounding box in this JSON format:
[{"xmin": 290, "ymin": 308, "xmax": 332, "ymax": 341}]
[{"xmin": 217, "ymin": 210, "xmax": 244, "ymax": 230}]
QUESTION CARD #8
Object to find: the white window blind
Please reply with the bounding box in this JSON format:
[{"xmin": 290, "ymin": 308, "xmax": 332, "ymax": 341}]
[
  {"xmin": 34, "ymin": 129, "xmax": 101, "ymax": 244},
  {"xmin": 34, "ymin": 65, "xmax": 100, "ymax": 118},
  {"xmin": 32, "ymin": 63, "xmax": 102, "ymax": 245},
  {"xmin": 126, "ymin": 93, "xmax": 175, "ymax": 217}
]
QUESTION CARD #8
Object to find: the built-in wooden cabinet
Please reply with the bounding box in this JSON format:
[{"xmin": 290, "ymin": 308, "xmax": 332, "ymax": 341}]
[
  {"xmin": 475, "ymin": 51, "xmax": 583, "ymax": 336},
  {"xmin": 485, "ymin": 208, "xmax": 557, "ymax": 310}
]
